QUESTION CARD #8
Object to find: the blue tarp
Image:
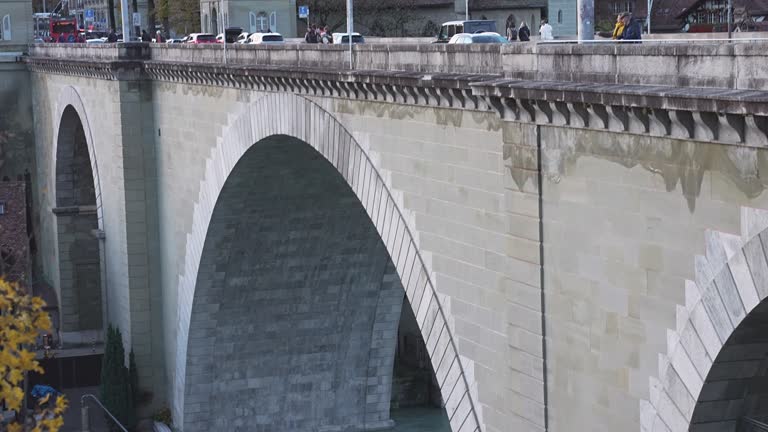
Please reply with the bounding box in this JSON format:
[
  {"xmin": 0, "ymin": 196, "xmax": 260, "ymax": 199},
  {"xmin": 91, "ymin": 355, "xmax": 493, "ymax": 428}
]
[{"xmin": 30, "ymin": 384, "xmax": 59, "ymax": 400}]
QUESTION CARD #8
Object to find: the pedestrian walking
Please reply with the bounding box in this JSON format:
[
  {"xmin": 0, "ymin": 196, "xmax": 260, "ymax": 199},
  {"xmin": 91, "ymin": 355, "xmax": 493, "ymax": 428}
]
[
  {"xmin": 506, "ymin": 24, "xmax": 517, "ymax": 42},
  {"xmin": 539, "ymin": 19, "xmax": 553, "ymax": 40},
  {"xmin": 305, "ymin": 24, "xmax": 319, "ymax": 43},
  {"xmin": 518, "ymin": 21, "xmax": 530, "ymax": 42},
  {"xmin": 612, "ymin": 13, "xmax": 626, "ymax": 40},
  {"xmin": 617, "ymin": 13, "xmax": 642, "ymax": 42},
  {"xmin": 321, "ymin": 26, "xmax": 333, "ymax": 44},
  {"xmin": 107, "ymin": 28, "xmax": 118, "ymax": 42}
]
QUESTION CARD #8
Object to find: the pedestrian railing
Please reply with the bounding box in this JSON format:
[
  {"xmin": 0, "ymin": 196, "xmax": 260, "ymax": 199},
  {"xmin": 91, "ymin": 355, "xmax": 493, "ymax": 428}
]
[{"xmin": 80, "ymin": 394, "xmax": 128, "ymax": 432}]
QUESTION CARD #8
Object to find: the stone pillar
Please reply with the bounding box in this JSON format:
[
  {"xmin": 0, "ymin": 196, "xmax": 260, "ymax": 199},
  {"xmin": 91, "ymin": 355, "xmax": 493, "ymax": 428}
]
[{"xmin": 577, "ymin": 0, "xmax": 594, "ymax": 41}]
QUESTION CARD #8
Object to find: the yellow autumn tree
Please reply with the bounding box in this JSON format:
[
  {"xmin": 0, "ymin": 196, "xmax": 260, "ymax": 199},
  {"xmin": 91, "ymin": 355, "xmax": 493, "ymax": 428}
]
[{"xmin": 0, "ymin": 278, "xmax": 67, "ymax": 432}]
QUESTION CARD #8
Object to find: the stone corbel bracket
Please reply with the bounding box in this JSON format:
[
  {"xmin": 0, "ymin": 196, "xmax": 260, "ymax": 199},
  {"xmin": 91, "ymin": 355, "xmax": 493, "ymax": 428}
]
[
  {"xmin": 26, "ymin": 57, "xmax": 144, "ymax": 80},
  {"xmin": 471, "ymin": 80, "xmax": 768, "ymax": 148}
]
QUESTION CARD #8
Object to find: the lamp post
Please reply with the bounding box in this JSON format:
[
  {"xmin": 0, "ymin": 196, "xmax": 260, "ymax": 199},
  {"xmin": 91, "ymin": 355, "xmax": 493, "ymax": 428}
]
[
  {"xmin": 647, "ymin": 0, "xmax": 653, "ymax": 34},
  {"xmin": 727, "ymin": 0, "xmax": 733, "ymax": 39},
  {"xmin": 465, "ymin": 0, "xmax": 468, "ymax": 20},
  {"xmin": 120, "ymin": 0, "xmax": 129, "ymax": 41},
  {"xmin": 346, "ymin": 0, "xmax": 353, "ymax": 69},
  {"xmin": 577, "ymin": 0, "xmax": 594, "ymax": 41}
]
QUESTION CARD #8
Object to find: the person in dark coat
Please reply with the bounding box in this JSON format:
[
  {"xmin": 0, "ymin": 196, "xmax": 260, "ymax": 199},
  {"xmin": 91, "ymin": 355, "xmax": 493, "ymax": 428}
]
[
  {"xmin": 141, "ymin": 30, "xmax": 151, "ymax": 42},
  {"xmin": 618, "ymin": 13, "xmax": 643, "ymax": 42},
  {"xmin": 107, "ymin": 28, "xmax": 118, "ymax": 42},
  {"xmin": 518, "ymin": 21, "xmax": 530, "ymax": 41}
]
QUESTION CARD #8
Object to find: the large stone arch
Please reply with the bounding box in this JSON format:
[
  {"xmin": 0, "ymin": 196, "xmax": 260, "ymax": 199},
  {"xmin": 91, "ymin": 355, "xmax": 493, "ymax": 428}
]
[
  {"xmin": 173, "ymin": 93, "xmax": 481, "ymax": 431},
  {"xmin": 51, "ymin": 86, "xmax": 106, "ymax": 335},
  {"xmin": 641, "ymin": 207, "xmax": 768, "ymax": 431}
]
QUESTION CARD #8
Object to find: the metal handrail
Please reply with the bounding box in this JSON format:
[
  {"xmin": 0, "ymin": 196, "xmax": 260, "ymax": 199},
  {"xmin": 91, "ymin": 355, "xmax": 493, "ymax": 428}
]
[
  {"xmin": 742, "ymin": 417, "xmax": 768, "ymax": 432},
  {"xmin": 80, "ymin": 394, "xmax": 128, "ymax": 432}
]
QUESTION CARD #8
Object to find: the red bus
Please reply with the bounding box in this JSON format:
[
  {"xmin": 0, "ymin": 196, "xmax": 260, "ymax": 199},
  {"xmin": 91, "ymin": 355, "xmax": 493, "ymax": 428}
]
[{"xmin": 50, "ymin": 17, "xmax": 82, "ymax": 43}]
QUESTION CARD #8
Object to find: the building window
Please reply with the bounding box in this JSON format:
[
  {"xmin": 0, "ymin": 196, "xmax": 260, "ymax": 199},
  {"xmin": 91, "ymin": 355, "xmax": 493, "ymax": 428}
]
[
  {"xmin": 249, "ymin": 11, "xmax": 257, "ymax": 33},
  {"xmin": 254, "ymin": 11, "xmax": 268, "ymax": 32},
  {"xmin": 557, "ymin": 10, "xmax": 562, "ymax": 24},
  {"xmin": 269, "ymin": 11, "xmax": 277, "ymax": 32},
  {"xmin": 1, "ymin": 15, "xmax": 11, "ymax": 40},
  {"xmin": 613, "ymin": 1, "xmax": 634, "ymax": 14}
]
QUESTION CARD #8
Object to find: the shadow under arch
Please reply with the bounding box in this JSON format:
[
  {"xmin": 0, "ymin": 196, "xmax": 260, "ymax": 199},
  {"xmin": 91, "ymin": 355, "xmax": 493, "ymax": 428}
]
[
  {"xmin": 173, "ymin": 93, "xmax": 480, "ymax": 432},
  {"xmin": 51, "ymin": 86, "xmax": 103, "ymax": 229},
  {"xmin": 51, "ymin": 87, "xmax": 106, "ymax": 335}
]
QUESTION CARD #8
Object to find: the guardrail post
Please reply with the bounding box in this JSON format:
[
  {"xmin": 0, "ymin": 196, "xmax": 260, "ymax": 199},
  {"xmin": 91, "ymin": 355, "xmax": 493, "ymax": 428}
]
[{"xmin": 81, "ymin": 404, "xmax": 90, "ymax": 432}]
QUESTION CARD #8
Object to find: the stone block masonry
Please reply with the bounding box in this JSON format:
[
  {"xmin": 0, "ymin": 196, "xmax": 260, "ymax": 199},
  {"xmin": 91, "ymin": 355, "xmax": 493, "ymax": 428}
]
[{"xmin": 184, "ymin": 137, "xmax": 406, "ymax": 432}]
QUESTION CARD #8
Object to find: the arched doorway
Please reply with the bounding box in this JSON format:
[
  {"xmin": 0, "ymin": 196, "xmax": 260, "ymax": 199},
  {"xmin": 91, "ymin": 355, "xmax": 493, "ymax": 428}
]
[
  {"xmin": 174, "ymin": 94, "xmax": 480, "ymax": 432},
  {"xmin": 211, "ymin": 7, "xmax": 218, "ymax": 34},
  {"xmin": 54, "ymin": 105, "xmax": 103, "ymax": 337},
  {"xmin": 691, "ymin": 299, "xmax": 768, "ymax": 431}
]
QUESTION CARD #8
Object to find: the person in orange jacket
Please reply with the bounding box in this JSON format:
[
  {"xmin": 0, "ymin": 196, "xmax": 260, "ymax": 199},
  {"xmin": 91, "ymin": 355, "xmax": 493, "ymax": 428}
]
[{"xmin": 612, "ymin": 13, "xmax": 627, "ymax": 39}]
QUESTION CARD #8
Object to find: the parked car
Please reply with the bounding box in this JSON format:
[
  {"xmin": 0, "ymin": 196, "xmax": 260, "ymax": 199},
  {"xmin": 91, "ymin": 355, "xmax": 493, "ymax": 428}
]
[
  {"xmin": 435, "ymin": 20, "xmax": 497, "ymax": 43},
  {"xmin": 332, "ymin": 32, "xmax": 364, "ymax": 44},
  {"xmin": 85, "ymin": 37, "xmax": 107, "ymax": 44},
  {"xmin": 235, "ymin": 32, "xmax": 250, "ymax": 44},
  {"xmin": 187, "ymin": 33, "xmax": 218, "ymax": 44},
  {"xmin": 448, "ymin": 32, "xmax": 508, "ymax": 44},
  {"xmin": 165, "ymin": 38, "xmax": 185, "ymax": 43},
  {"xmin": 247, "ymin": 32, "xmax": 285, "ymax": 44}
]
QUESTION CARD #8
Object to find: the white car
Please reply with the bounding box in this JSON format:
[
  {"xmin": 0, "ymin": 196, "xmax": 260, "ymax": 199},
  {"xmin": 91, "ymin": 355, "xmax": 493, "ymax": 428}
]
[
  {"xmin": 186, "ymin": 33, "xmax": 218, "ymax": 44},
  {"xmin": 247, "ymin": 32, "xmax": 284, "ymax": 44},
  {"xmin": 235, "ymin": 32, "xmax": 250, "ymax": 44},
  {"xmin": 85, "ymin": 37, "xmax": 106, "ymax": 44},
  {"xmin": 448, "ymin": 32, "xmax": 508, "ymax": 44},
  {"xmin": 332, "ymin": 32, "xmax": 364, "ymax": 44}
]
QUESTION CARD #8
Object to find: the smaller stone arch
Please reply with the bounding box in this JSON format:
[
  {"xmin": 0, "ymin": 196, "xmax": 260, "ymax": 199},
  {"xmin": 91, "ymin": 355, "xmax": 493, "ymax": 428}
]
[
  {"xmin": 51, "ymin": 86, "xmax": 106, "ymax": 336},
  {"xmin": 51, "ymin": 86, "xmax": 103, "ymax": 230},
  {"xmin": 641, "ymin": 207, "xmax": 768, "ymax": 431}
]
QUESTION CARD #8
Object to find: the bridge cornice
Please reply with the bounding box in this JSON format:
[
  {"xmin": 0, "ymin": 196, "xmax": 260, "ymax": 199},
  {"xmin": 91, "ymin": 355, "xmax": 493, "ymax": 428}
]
[{"xmin": 27, "ymin": 47, "xmax": 768, "ymax": 148}]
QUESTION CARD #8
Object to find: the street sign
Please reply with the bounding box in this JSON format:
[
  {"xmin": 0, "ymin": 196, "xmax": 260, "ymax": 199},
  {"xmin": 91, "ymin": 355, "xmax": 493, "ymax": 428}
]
[
  {"xmin": 298, "ymin": 5, "xmax": 309, "ymax": 19},
  {"xmin": 132, "ymin": 12, "xmax": 140, "ymax": 27},
  {"xmin": 85, "ymin": 9, "xmax": 94, "ymax": 22}
]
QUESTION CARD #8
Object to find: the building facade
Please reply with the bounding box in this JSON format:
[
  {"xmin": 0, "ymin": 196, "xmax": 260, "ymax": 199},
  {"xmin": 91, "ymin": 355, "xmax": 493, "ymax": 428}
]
[
  {"xmin": 547, "ymin": 0, "xmax": 576, "ymax": 37},
  {"xmin": 0, "ymin": 0, "xmax": 32, "ymax": 47},
  {"xmin": 200, "ymin": 0, "xmax": 297, "ymax": 36}
]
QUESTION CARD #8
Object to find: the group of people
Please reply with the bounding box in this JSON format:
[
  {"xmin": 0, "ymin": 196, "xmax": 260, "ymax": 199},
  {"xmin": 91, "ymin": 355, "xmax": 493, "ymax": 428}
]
[
  {"xmin": 304, "ymin": 25, "xmax": 334, "ymax": 44},
  {"xmin": 506, "ymin": 19, "xmax": 554, "ymax": 42},
  {"xmin": 105, "ymin": 28, "xmax": 166, "ymax": 43},
  {"xmin": 612, "ymin": 12, "xmax": 642, "ymax": 41}
]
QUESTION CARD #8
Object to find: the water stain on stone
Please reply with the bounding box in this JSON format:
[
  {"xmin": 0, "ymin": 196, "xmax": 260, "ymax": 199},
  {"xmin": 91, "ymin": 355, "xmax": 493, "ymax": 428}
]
[{"xmin": 541, "ymin": 127, "xmax": 768, "ymax": 212}]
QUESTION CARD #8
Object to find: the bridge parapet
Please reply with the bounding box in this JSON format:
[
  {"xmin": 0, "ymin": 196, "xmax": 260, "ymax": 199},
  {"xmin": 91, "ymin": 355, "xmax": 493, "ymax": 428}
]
[{"xmin": 29, "ymin": 41, "xmax": 768, "ymax": 90}]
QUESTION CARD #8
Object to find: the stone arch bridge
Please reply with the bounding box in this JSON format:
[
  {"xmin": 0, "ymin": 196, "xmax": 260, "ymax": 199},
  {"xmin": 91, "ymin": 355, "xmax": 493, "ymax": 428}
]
[{"xmin": 21, "ymin": 42, "xmax": 768, "ymax": 432}]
